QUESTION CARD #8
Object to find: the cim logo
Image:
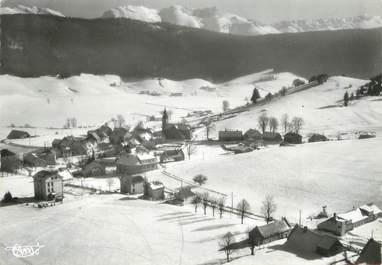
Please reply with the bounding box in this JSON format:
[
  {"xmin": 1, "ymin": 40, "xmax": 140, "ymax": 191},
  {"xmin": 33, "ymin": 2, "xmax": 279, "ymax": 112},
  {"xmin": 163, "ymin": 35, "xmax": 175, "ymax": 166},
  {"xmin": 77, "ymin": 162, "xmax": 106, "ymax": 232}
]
[{"xmin": 5, "ymin": 243, "xmax": 44, "ymax": 258}]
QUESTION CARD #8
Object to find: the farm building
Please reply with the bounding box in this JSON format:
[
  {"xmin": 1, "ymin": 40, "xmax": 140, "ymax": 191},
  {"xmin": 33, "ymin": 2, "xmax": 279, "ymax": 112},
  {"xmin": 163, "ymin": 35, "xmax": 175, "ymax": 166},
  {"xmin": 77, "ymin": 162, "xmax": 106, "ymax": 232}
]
[
  {"xmin": 285, "ymin": 225, "xmax": 343, "ymax": 257},
  {"xmin": 318, "ymin": 204, "xmax": 382, "ymax": 236},
  {"xmin": 33, "ymin": 170, "xmax": 63, "ymax": 201},
  {"xmin": 83, "ymin": 161, "xmax": 105, "ymax": 177},
  {"xmin": 87, "ymin": 124, "xmax": 112, "ymax": 143},
  {"xmin": 218, "ymin": 130, "xmax": 243, "ymax": 141},
  {"xmin": 7, "ymin": 130, "xmax": 30, "ymax": 139},
  {"xmin": 116, "ymin": 153, "xmax": 158, "ymax": 175},
  {"xmin": 244, "ymin": 129, "xmax": 263, "ymax": 141},
  {"xmin": 24, "ymin": 148, "xmax": 56, "ymax": 167},
  {"xmin": 145, "ymin": 181, "xmax": 165, "ymax": 200},
  {"xmin": 110, "ymin": 128, "xmax": 130, "ymax": 145},
  {"xmin": 160, "ymin": 149, "xmax": 185, "ymax": 163},
  {"xmin": 120, "ymin": 175, "xmax": 145, "ymax": 194},
  {"xmin": 262, "ymin": 132, "xmax": 283, "ymax": 142},
  {"xmin": 317, "ymin": 213, "xmax": 353, "ymax": 236},
  {"xmin": 0, "ymin": 149, "xmax": 21, "ymax": 172},
  {"xmin": 248, "ymin": 218, "xmax": 292, "ymax": 246},
  {"xmin": 283, "ymin": 132, "xmax": 302, "ymax": 144},
  {"xmin": 308, "ymin": 134, "xmax": 328, "ymax": 143},
  {"xmin": 355, "ymin": 238, "xmax": 381, "ymax": 265},
  {"xmin": 53, "ymin": 136, "xmax": 92, "ymax": 157}
]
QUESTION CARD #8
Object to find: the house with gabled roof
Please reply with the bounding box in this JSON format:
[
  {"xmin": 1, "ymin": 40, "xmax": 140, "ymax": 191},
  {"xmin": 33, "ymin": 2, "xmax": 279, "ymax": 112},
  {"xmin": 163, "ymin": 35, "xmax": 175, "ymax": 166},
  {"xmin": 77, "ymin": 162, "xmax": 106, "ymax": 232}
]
[
  {"xmin": 249, "ymin": 218, "xmax": 292, "ymax": 246},
  {"xmin": 120, "ymin": 175, "xmax": 145, "ymax": 194},
  {"xmin": 33, "ymin": 170, "xmax": 63, "ymax": 201},
  {"xmin": 355, "ymin": 238, "xmax": 381, "ymax": 265},
  {"xmin": 116, "ymin": 153, "xmax": 158, "ymax": 175},
  {"xmin": 7, "ymin": 130, "xmax": 30, "ymax": 139}
]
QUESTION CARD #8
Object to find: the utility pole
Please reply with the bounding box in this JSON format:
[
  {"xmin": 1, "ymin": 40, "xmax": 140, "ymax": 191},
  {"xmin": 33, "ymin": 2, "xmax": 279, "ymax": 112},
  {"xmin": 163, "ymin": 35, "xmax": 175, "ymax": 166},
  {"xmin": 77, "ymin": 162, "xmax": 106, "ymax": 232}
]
[
  {"xmin": 299, "ymin": 210, "xmax": 302, "ymax": 226},
  {"xmin": 231, "ymin": 192, "xmax": 233, "ymax": 218}
]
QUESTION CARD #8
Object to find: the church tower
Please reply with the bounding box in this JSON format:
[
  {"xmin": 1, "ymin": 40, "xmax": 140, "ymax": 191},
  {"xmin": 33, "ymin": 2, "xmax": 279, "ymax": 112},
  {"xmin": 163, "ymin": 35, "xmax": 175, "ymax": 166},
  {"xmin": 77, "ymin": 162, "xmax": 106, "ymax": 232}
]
[{"xmin": 162, "ymin": 108, "xmax": 168, "ymax": 133}]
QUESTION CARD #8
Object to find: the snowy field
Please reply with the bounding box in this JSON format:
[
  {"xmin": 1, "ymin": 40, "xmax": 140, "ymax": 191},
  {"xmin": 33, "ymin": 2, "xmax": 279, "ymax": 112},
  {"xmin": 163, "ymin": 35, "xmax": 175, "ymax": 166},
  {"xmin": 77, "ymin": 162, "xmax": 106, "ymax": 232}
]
[
  {"xmin": 0, "ymin": 194, "xmax": 260, "ymax": 265},
  {"xmin": 150, "ymin": 135, "xmax": 382, "ymax": 224}
]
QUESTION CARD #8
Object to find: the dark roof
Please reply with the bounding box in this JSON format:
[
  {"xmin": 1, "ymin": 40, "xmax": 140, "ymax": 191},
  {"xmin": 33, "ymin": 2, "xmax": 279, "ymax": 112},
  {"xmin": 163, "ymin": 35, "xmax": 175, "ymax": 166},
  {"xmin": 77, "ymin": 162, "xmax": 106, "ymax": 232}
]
[
  {"xmin": 244, "ymin": 129, "xmax": 262, "ymax": 137},
  {"xmin": 356, "ymin": 238, "xmax": 381, "ymax": 265},
  {"xmin": 262, "ymin": 132, "xmax": 282, "ymax": 141},
  {"xmin": 131, "ymin": 175, "xmax": 145, "ymax": 184},
  {"xmin": 7, "ymin": 130, "xmax": 30, "ymax": 139},
  {"xmin": 251, "ymin": 220, "xmax": 291, "ymax": 239},
  {"xmin": 1, "ymin": 149, "xmax": 16, "ymax": 157},
  {"xmin": 308, "ymin": 134, "xmax": 328, "ymax": 143},
  {"xmin": 33, "ymin": 170, "xmax": 62, "ymax": 180}
]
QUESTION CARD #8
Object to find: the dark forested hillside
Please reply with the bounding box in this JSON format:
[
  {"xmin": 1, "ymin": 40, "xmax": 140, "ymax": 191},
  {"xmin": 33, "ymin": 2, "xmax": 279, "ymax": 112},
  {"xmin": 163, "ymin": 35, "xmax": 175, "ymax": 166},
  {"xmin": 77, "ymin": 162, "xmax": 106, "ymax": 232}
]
[{"xmin": 1, "ymin": 14, "xmax": 381, "ymax": 81}]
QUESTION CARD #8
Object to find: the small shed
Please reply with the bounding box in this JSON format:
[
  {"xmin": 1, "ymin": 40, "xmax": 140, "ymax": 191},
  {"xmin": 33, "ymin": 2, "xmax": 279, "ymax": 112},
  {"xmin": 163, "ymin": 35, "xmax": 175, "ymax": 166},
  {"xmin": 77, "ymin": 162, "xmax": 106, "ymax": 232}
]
[
  {"xmin": 145, "ymin": 181, "xmax": 165, "ymax": 200},
  {"xmin": 7, "ymin": 130, "xmax": 30, "ymax": 139},
  {"xmin": 160, "ymin": 149, "xmax": 185, "ymax": 163},
  {"xmin": 120, "ymin": 175, "xmax": 145, "ymax": 194},
  {"xmin": 24, "ymin": 148, "xmax": 56, "ymax": 167},
  {"xmin": 283, "ymin": 132, "xmax": 302, "ymax": 144}
]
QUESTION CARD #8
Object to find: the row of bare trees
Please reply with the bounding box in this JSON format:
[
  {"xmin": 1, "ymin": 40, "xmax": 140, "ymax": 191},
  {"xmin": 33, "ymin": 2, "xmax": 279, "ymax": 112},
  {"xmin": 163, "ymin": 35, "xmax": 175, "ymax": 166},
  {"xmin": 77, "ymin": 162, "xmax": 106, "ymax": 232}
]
[
  {"xmin": 219, "ymin": 195, "xmax": 277, "ymax": 262},
  {"xmin": 258, "ymin": 113, "xmax": 304, "ymax": 134}
]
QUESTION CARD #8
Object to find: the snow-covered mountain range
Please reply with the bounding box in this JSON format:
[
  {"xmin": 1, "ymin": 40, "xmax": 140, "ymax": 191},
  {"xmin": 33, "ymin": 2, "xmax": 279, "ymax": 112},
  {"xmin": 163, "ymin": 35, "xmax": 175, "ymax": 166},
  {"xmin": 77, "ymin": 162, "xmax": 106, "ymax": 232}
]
[
  {"xmin": 101, "ymin": 5, "xmax": 382, "ymax": 35},
  {"xmin": 0, "ymin": 5, "xmax": 64, "ymax": 17}
]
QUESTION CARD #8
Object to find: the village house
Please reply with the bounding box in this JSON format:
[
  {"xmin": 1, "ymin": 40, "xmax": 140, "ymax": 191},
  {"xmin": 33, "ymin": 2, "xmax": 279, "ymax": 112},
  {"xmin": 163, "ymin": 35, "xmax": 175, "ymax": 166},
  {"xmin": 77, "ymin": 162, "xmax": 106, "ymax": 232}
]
[
  {"xmin": 109, "ymin": 128, "xmax": 131, "ymax": 145},
  {"xmin": 354, "ymin": 238, "xmax": 381, "ymax": 265},
  {"xmin": 82, "ymin": 161, "xmax": 105, "ymax": 177},
  {"xmin": 262, "ymin": 132, "xmax": 283, "ymax": 142},
  {"xmin": 218, "ymin": 130, "xmax": 244, "ymax": 141},
  {"xmin": 319, "ymin": 204, "xmax": 382, "ymax": 236},
  {"xmin": 159, "ymin": 149, "xmax": 185, "ymax": 163},
  {"xmin": 116, "ymin": 153, "xmax": 158, "ymax": 175},
  {"xmin": 244, "ymin": 129, "xmax": 263, "ymax": 141},
  {"xmin": 33, "ymin": 170, "xmax": 64, "ymax": 201},
  {"xmin": 24, "ymin": 148, "xmax": 56, "ymax": 168},
  {"xmin": 283, "ymin": 132, "xmax": 303, "ymax": 144},
  {"xmin": 0, "ymin": 149, "xmax": 21, "ymax": 172},
  {"xmin": 248, "ymin": 218, "xmax": 292, "ymax": 246},
  {"xmin": 285, "ymin": 225, "xmax": 343, "ymax": 257},
  {"xmin": 145, "ymin": 181, "xmax": 165, "ymax": 200},
  {"xmin": 7, "ymin": 129, "xmax": 30, "ymax": 139},
  {"xmin": 162, "ymin": 109, "xmax": 192, "ymax": 140},
  {"xmin": 120, "ymin": 175, "xmax": 145, "ymax": 194},
  {"xmin": 308, "ymin": 133, "xmax": 328, "ymax": 143},
  {"xmin": 52, "ymin": 136, "xmax": 91, "ymax": 157}
]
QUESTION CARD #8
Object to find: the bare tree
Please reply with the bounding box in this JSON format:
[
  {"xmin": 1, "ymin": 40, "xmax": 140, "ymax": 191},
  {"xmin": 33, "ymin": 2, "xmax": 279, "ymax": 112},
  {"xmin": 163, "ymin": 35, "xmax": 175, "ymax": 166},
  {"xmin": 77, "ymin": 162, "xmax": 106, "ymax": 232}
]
[
  {"xmin": 222, "ymin": 100, "xmax": 230, "ymax": 112},
  {"xmin": 193, "ymin": 174, "xmax": 207, "ymax": 186},
  {"xmin": 261, "ymin": 195, "xmax": 277, "ymax": 224},
  {"xmin": 186, "ymin": 143, "xmax": 197, "ymax": 160},
  {"xmin": 257, "ymin": 113, "xmax": 269, "ymax": 134},
  {"xmin": 202, "ymin": 192, "xmax": 209, "ymax": 215},
  {"xmin": 218, "ymin": 198, "xmax": 225, "ymax": 219},
  {"xmin": 116, "ymin": 114, "xmax": 125, "ymax": 128},
  {"xmin": 291, "ymin": 117, "xmax": 304, "ymax": 134},
  {"xmin": 210, "ymin": 199, "xmax": 217, "ymax": 217},
  {"xmin": 191, "ymin": 195, "xmax": 201, "ymax": 213},
  {"xmin": 268, "ymin": 117, "xmax": 279, "ymax": 133},
  {"xmin": 219, "ymin": 232, "xmax": 236, "ymax": 262},
  {"xmin": 110, "ymin": 117, "xmax": 117, "ymax": 128},
  {"xmin": 106, "ymin": 178, "xmax": 115, "ymax": 192},
  {"xmin": 280, "ymin": 113, "xmax": 290, "ymax": 133},
  {"xmin": 70, "ymin": 118, "xmax": 77, "ymax": 128},
  {"xmin": 237, "ymin": 199, "xmax": 251, "ymax": 224},
  {"xmin": 203, "ymin": 120, "xmax": 215, "ymax": 140}
]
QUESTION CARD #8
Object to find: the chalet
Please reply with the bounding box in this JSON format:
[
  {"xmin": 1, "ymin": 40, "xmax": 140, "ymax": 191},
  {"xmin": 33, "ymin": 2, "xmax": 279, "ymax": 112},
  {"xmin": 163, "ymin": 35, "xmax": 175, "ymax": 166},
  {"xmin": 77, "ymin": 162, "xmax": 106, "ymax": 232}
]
[
  {"xmin": 33, "ymin": 170, "xmax": 63, "ymax": 201},
  {"xmin": 52, "ymin": 136, "xmax": 91, "ymax": 157},
  {"xmin": 285, "ymin": 225, "xmax": 343, "ymax": 257},
  {"xmin": 318, "ymin": 204, "xmax": 382, "ymax": 236},
  {"xmin": 308, "ymin": 134, "xmax": 328, "ymax": 143},
  {"xmin": 160, "ymin": 149, "xmax": 185, "ymax": 163},
  {"xmin": 24, "ymin": 148, "xmax": 56, "ymax": 167},
  {"xmin": 7, "ymin": 130, "xmax": 30, "ymax": 139},
  {"xmin": 145, "ymin": 181, "xmax": 165, "ymax": 200},
  {"xmin": 355, "ymin": 238, "xmax": 381, "ymax": 265},
  {"xmin": 82, "ymin": 161, "xmax": 105, "ymax": 177},
  {"xmin": 87, "ymin": 124, "xmax": 112, "ymax": 143},
  {"xmin": 110, "ymin": 128, "xmax": 130, "ymax": 145},
  {"xmin": 218, "ymin": 130, "xmax": 243, "ymax": 141},
  {"xmin": 283, "ymin": 132, "xmax": 302, "ymax": 144},
  {"xmin": 317, "ymin": 213, "xmax": 353, "ymax": 236},
  {"xmin": 116, "ymin": 153, "xmax": 158, "ymax": 175},
  {"xmin": 244, "ymin": 129, "xmax": 263, "ymax": 141},
  {"xmin": 249, "ymin": 219, "xmax": 292, "ymax": 246},
  {"xmin": 262, "ymin": 132, "xmax": 283, "ymax": 142},
  {"xmin": 0, "ymin": 149, "xmax": 21, "ymax": 172},
  {"xmin": 120, "ymin": 175, "xmax": 145, "ymax": 194}
]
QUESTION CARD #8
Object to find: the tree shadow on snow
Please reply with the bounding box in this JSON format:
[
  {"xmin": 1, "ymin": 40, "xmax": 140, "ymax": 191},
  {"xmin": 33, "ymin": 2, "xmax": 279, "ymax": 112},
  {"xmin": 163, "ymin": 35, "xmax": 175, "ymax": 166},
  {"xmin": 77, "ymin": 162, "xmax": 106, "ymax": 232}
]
[
  {"xmin": 157, "ymin": 213, "xmax": 196, "ymax": 222},
  {"xmin": 192, "ymin": 223, "xmax": 238, "ymax": 232}
]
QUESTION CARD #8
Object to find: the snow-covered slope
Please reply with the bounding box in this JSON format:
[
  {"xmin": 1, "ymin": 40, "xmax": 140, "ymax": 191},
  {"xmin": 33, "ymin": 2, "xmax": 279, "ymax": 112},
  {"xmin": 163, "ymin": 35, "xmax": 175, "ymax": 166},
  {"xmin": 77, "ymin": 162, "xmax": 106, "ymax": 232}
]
[
  {"xmin": 102, "ymin": 5, "xmax": 161, "ymax": 23},
  {"xmin": 0, "ymin": 71, "xmax": 299, "ymax": 128},
  {"xmin": 273, "ymin": 15, "xmax": 382, "ymax": 33},
  {"xmin": 0, "ymin": 5, "xmax": 64, "ymax": 16}
]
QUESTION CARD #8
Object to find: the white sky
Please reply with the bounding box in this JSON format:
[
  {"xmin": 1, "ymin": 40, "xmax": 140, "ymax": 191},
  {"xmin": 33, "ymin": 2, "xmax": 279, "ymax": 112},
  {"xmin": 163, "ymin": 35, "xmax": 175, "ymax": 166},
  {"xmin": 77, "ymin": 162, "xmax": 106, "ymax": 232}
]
[{"xmin": 3, "ymin": 0, "xmax": 382, "ymax": 22}]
